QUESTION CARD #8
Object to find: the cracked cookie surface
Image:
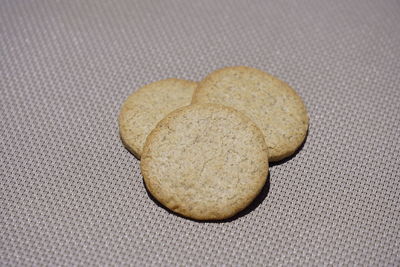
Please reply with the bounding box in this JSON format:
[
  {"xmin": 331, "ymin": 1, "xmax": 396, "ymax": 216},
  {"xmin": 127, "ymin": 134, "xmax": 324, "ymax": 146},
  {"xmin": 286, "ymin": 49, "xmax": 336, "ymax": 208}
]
[
  {"xmin": 119, "ymin": 79, "xmax": 197, "ymax": 159},
  {"xmin": 192, "ymin": 66, "xmax": 309, "ymax": 162},
  {"xmin": 141, "ymin": 104, "xmax": 269, "ymax": 220}
]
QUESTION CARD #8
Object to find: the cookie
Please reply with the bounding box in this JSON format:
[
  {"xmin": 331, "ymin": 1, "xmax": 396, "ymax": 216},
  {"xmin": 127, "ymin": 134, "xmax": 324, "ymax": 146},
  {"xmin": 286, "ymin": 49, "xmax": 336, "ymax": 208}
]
[
  {"xmin": 141, "ymin": 104, "xmax": 269, "ymax": 220},
  {"xmin": 192, "ymin": 66, "xmax": 309, "ymax": 162},
  {"xmin": 118, "ymin": 78, "xmax": 197, "ymax": 159}
]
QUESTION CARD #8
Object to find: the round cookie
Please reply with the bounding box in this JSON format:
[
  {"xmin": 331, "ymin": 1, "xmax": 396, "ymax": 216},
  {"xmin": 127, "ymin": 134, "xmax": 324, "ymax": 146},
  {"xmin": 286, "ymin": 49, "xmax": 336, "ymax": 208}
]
[
  {"xmin": 192, "ymin": 66, "xmax": 309, "ymax": 162},
  {"xmin": 119, "ymin": 79, "xmax": 197, "ymax": 159},
  {"xmin": 141, "ymin": 104, "xmax": 269, "ymax": 221}
]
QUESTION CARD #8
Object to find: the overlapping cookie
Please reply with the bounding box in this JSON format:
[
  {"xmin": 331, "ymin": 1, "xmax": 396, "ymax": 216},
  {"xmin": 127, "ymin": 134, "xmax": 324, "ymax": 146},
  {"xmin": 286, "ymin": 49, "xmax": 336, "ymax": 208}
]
[
  {"xmin": 193, "ymin": 66, "xmax": 308, "ymax": 162},
  {"xmin": 119, "ymin": 79, "xmax": 197, "ymax": 158},
  {"xmin": 119, "ymin": 66, "xmax": 309, "ymax": 221}
]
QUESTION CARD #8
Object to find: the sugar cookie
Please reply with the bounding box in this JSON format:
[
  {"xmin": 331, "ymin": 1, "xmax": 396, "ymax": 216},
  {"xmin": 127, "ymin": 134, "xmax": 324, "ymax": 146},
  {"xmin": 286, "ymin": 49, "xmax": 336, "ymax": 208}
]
[
  {"xmin": 192, "ymin": 66, "xmax": 308, "ymax": 161},
  {"xmin": 119, "ymin": 79, "xmax": 197, "ymax": 158},
  {"xmin": 141, "ymin": 104, "xmax": 269, "ymax": 220}
]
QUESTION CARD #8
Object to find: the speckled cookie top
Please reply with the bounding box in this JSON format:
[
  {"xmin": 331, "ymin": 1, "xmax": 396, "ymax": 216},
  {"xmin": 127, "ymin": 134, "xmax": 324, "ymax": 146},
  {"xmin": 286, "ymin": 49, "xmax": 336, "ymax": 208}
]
[
  {"xmin": 193, "ymin": 66, "xmax": 309, "ymax": 162},
  {"xmin": 141, "ymin": 104, "xmax": 269, "ymax": 220}
]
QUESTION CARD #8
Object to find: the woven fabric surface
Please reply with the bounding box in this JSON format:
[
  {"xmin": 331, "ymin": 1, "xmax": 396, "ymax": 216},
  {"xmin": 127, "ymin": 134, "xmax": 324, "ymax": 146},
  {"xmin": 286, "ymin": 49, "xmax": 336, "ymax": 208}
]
[{"xmin": 1, "ymin": 0, "xmax": 399, "ymax": 266}]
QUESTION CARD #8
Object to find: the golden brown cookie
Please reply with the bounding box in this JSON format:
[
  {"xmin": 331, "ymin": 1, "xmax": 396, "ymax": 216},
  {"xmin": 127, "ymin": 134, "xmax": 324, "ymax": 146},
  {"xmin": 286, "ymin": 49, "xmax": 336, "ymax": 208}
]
[
  {"xmin": 192, "ymin": 66, "xmax": 308, "ymax": 162},
  {"xmin": 141, "ymin": 104, "xmax": 269, "ymax": 220},
  {"xmin": 118, "ymin": 79, "xmax": 197, "ymax": 159}
]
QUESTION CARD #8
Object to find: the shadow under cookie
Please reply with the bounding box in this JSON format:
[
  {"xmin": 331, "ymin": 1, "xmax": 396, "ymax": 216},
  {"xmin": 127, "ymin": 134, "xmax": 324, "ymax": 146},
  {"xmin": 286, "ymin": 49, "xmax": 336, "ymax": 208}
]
[{"xmin": 143, "ymin": 172, "xmax": 271, "ymax": 223}]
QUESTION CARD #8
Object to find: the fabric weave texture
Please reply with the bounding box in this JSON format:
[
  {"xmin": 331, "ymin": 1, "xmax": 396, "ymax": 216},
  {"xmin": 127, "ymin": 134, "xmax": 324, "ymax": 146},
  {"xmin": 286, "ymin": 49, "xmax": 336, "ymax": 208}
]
[{"xmin": 1, "ymin": 0, "xmax": 399, "ymax": 266}]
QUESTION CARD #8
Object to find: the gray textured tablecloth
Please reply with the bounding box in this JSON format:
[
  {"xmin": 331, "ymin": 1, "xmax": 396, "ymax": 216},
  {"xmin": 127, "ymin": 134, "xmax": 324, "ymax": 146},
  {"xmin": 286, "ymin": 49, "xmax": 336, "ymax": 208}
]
[{"xmin": 1, "ymin": 0, "xmax": 399, "ymax": 266}]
